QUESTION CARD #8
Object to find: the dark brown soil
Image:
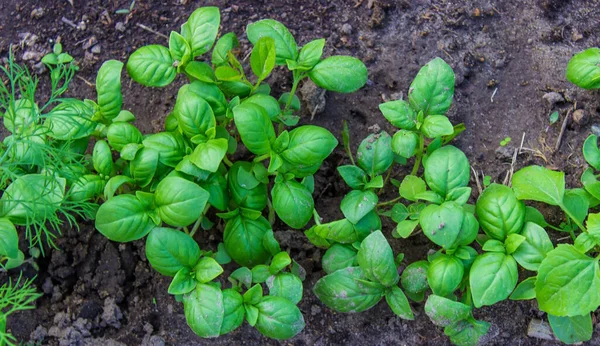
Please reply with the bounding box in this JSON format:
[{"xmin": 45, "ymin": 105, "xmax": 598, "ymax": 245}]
[{"xmin": 2, "ymin": 0, "xmax": 600, "ymax": 345}]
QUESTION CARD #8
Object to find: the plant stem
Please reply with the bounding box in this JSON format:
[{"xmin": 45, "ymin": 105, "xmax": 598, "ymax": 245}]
[
  {"xmin": 410, "ymin": 134, "xmax": 425, "ymax": 176},
  {"xmin": 377, "ymin": 196, "xmax": 403, "ymax": 207},
  {"xmin": 190, "ymin": 205, "xmax": 211, "ymax": 237},
  {"xmin": 284, "ymin": 71, "xmax": 304, "ymax": 113},
  {"xmin": 253, "ymin": 153, "xmax": 270, "ymax": 163},
  {"xmin": 559, "ymin": 203, "xmax": 586, "ymax": 233},
  {"xmin": 222, "ymin": 156, "xmax": 234, "ymax": 167},
  {"xmin": 312, "ymin": 209, "xmax": 322, "ymax": 225},
  {"xmin": 378, "ymin": 168, "xmax": 393, "ymax": 195}
]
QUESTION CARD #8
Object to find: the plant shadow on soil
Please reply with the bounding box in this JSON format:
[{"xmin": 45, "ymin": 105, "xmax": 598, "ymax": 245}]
[{"xmin": 1, "ymin": 0, "xmax": 600, "ymax": 345}]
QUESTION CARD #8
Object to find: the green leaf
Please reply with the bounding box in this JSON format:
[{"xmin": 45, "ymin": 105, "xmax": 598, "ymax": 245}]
[
  {"xmin": 126, "ymin": 45, "xmax": 176, "ymax": 87},
  {"xmin": 69, "ymin": 174, "xmax": 105, "ymax": 203},
  {"xmin": 549, "ymin": 111, "xmax": 559, "ymax": 124},
  {"xmin": 266, "ymin": 273, "xmax": 303, "ymax": 304},
  {"xmin": 245, "ymin": 284, "xmax": 264, "ymax": 305},
  {"xmin": 243, "ymin": 94, "xmax": 281, "ymax": 121},
  {"xmin": 424, "ymin": 294, "xmax": 471, "ymax": 327},
  {"xmin": 512, "ymin": 222, "xmax": 553, "ymax": 271},
  {"xmin": 421, "ymin": 115, "xmax": 454, "ymax": 139},
  {"xmin": 444, "ymin": 319, "xmax": 490, "ymax": 346},
  {"xmin": 280, "ymin": 125, "xmax": 338, "ymax": 170},
  {"xmin": 322, "ymin": 244, "xmax": 357, "ymax": 274},
  {"xmin": 247, "ymin": 19, "xmax": 297, "ymax": 65},
  {"xmin": 512, "ymin": 165, "xmax": 565, "ymax": 205},
  {"xmin": 220, "ymin": 289, "xmax": 244, "ymax": 335},
  {"xmin": 0, "ymin": 174, "xmax": 65, "ymax": 225},
  {"xmin": 386, "ymin": 286, "xmax": 414, "ymax": 320},
  {"xmin": 504, "ymin": 233, "xmax": 526, "ymax": 255},
  {"xmin": 155, "ymin": 177, "xmax": 209, "ymax": 227},
  {"xmin": 393, "ymin": 219, "xmax": 419, "ymax": 239},
  {"xmin": 563, "ymin": 189, "xmax": 589, "ymax": 225},
  {"xmin": 424, "ymin": 145, "xmax": 470, "ymax": 196},
  {"xmin": 420, "ymin": 202, "xmax": 478, "ymax": 250},
  {"xmin": 184, "ymin": 284, "xmax": 224, "ymax": 338},
  {"xmin": 566, "ymin": 47, "xmax": 600, "ymax": 89},
  {"xmin": 269, "ymin": 251, "xmax": 292, "ymax": 274},
  {"xmin": 129, "ymin": 147, "xmax": 159, "ymax": 187},
  {"xmin": 189, "ymin": 138, "xmax": 228, "ymax": 173},
  {"xmin": 536, "ymin": 244, "xmax": 600, "ymax": 316},
  {"xmin": 169, "ymin": 31, "xmax": 191, "ymax": 65},
  {"xmin": 482, "ymin": 239, "xmax": 505, "ymax": 253},
  {"xmin": 145, "ymin": 227, "xmax": 200, "ymax": 276},
  {"xmin": 475, "ymin": 183, "xmax": 525, "ymax": 241},
  {"xmin": 548, "ymin": 313, "xmax": 593, "ymax": 344},
  {"xmin": 245, "ymin": 304, "xmax": 259, "ymax": 326},
  {"xmin": 228, "ymin": 162, "xmax": 268, "ymax": 211},
  {"xmin": 168, "ymin": 267, "xmax": 196, "ymax": 295},
  {"xmin": 340, "ymin": 190, "xmax": 378, "ymax": 224},
  {"xmin": 427, "ymin": 254, "xmax": 464, "ymax": 297},
  {"xmin": 103, "ymin": 175, "xmax": 134, "ymax": 200},
  {"xmin": 180, "ymin": 6, "xmax": 220, "ymax": 57},
  {"xmin": 212, "ymin": 32, "xmax": 239, "ymax": 66},
  {"xmin": 272, "ymin": 180, "xmax": 314, "ymax": 229},
  {"xmin": 357, "ymin": 132, "xmax": 394, "ymax": 177},
  {"xmin": 96, "ymin": 194, "xmax": 155, "ymax": 242},
  {"xmin": 445, "ymin": 187, "xmax": 471, "ymax": 205},
  {"xmin": 107, "ymin": 122, "xmax": 142, "ymax": 152},
  {"xmin": 255, "ymin": 296, "xmax": 305, "ymax": 340},
  {"xmin": 399, "ymin": 175, "xmax": 427, "ymax": 201},
  {"xmin": 233, "ymin": 103, "xmax": 275, "ymax": 156},
  {"xmin": 357, "ymin": 231, "xmax": 399, "ymax": 287},
  {"xmin": 308, "ymin": 56, "xmax": 368, "ymax": 93},
  {"xmin": 583, "ymin": 135, "xmax": 600, "ymax": 170},
  {"xmin": 250, "ymin": 37, "xmax": 276, "ymax": 81},
  {"xmin": 92, "ymin": 140, "xmax": 113, "ymax": 177},
  {"xmin": 337, "ymin": 165, "xmax": 367, "ymax": 190},
  {"xmin": 297, "ymin": 38, "xmax": 325, "ymax": 69},
  {"xmin": 194, "ymin": 257, "xmax": 223, "ymax": 283},
  {"xmin": 185, "ymin": 61, "xmax": 216, "ymax": 83},
  {"xmin": 198, "ymin": 173, "xmax": 229, "ymax": 211},
  {"xmin": 313, "ymin": 267, "xmax": 385, "ymax": 313},
  {"xmin": 96, "ymin": 60, "xmax": 123, "ymax": 119},
  {"xmin": 313, "ymin": 219, "xmax": 357, "ymax": 243},
  {"xmin": 392, "ymin": 130, "xmax": 419, "ymax": 158},
  {"xmin": 379, "ymin": 99, "xmax": 417, "ymax": 130},
  {"xmin": 174, "ymin": 85, "xmax": 216, "ymax": 138},
  {"xmin": 510, "ymin": 276, "xmax": 536, "ymax": 300},
  {"xmin": 469, "ymin": 252, "xmax": 518, "ymax": 308},
  {"xmin": 224, "ymin": 215, "xmax": 271, "ymax": 267},
  {"xmin": 0, "ymin": 218, "xmax": 19, "ymax": 259},
  {"xmin": 142, "ymin": 131, "xmax": 187, "ymax": 168},
  {"xmin": 408, "ymin": 57, "xmax": 455, "ymax": 115},
  {"xmin": 45, "ymin": 100, "xmax": 95, "ymax": 140}
]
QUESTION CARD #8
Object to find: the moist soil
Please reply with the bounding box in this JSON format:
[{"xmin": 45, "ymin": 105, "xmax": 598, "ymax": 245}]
[{"xmin": 1, "ymin": 0, "xmax": 600, "ymax": 345}]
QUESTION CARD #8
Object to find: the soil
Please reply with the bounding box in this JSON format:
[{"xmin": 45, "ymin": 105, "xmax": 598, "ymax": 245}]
[{"xmin": 1, "ymin": 0, "xmax": 600, "ymax": 345}]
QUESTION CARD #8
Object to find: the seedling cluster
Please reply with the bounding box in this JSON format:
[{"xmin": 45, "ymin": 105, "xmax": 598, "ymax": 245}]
[{"xmin": 1, "ymin": 7, "xmax": 600, "ymax": 345}]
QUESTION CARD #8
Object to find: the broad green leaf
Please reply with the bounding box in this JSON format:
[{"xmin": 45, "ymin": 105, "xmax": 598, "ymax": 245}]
[
  {"xmin": 353, "ymin": 210, "xmax": 381, "ymax": 240},
  {"xmin": 103, "ymin": 175, "xmax": 134, "ymax": 200},
  {"xmin": 297, "ymin": 38, "xmax": 325, "ymax": 69},
  {"xmin": 174, "ymin": 85, "xmax": 216, "ymax": 139},
  {"xmin": 512, "ymin": 222, "xmax": 553, "ymax": 271},
  {"xmin": 392, "ymin": 130, "xmax": 419, "ymax": 158},
  {"xmin": 247, "ymin": 19, "xmax": 298, "ymax": 65},
  {"xmin": 424, "ymin": 145, "xmax": 470, "ymax": 196},
  {"xmin": 308, "ymin": 56, "xmax": 367, "ymax": 93},
  {"xmin": 224, "ymin": 215, "xmax": 271, "ymax": 267},
  {"xmin": 45, "ymin": 100, "xmax": 95, "ymax": 140},
  {"xmin": 566, "ymin": 48, "xmax": 600, "ymax": 89},
  {"xmin": 266, "ymin": 273, "xmax": 303, "ymax": 304},
  {"xmin": 212, "ymin": 32, "xmax": 238, "ymax": 67},
  {"xmin": 445, "ymin": 187, "xmax": 471, "ymax": 205},
  {"xmin": 322, "ymin": 244, "xmax": 357, "ymax": 274},
  {"xmin": 340, "ymin": 190, "xmax": 378, "ymax": 224},
  {"xmin": 393, "ymin": 219, "xmax": 419, "ymax": 239},
  {"xmin": 427, "ymin": 254, "xmax": 464, "ymax": 297},
  {"xmin": 536, "ymin": 244, "xmax": 600, "ymax": 316},
  {"xmin": 444, "ymin": 319, "xmax": 490, "ymax": 346},
  {"xmin": 0, "ymin": 218, "xmax": 19, "ymax": 259},
  {"xmin": 169, "ymin": 31, "xmax": 191, "ymax": 65},
  {"xmin": 233, "ymin": 103, "xmax": 275, "ymax": 156},
  {"xmin": 220, "ymin": 289, "xmax": 244, "ymax": 335},
  {"xmin": 408, "ymin": 57, "xmax": 455, "ymax": 115},
  {"xmin": 357, "ymin": 231, "xmax": 399, "ymax": 287},
  {"xmin": 424, "ymin": 294, "xmax": 471, "ymax": 327},
  {"xmin": 510, "ymin": 276, "xmax": 536, "ymax": 300},
  {"xmin": 93, "ymin": 140, "xmax": 113, "ymax": 177},
  {"xmin": 313, "ymin": 219, "xmax": 357, "ymax": 244},
  {"xmin": 255, "ymin": 296, "xmax": 305, "ymax": 340},
  {"xmin": 420, "ymin": 202, "xmax": 478, "ymax": 250},
  {"xmin": 548, "ymin": 313, "xmax": 593, "ymax": 344},
  {"xmin": 269, "ymin": 252, "xmax": 291, "ymax": 274},
  {"xmin": 194, "ymin": 257, "xmax": 223, "ymax": 283},
  {"xmin": 168, "ymin": 267, "xmax": 197, "ymax": 295},
  {"xmin": 379, "ymin": 99, "xmax": 417, "ymax": 130},
  {"xmin": 385, "ymin": 286, "xmax": 414, "ymax": 320},
  {"xmin": 399, "ymin": 175, "xmax": 426, "ymax": 201},
  {"xmin": 475, "ymin": 184, "xmax": 525, "ymax": 241},
  {"xmin": 189, "ymin": 138, "xmax": 228, "ymax": 173},
  {"xmin": 505, "ymin": 233, "xmax": 526, "ymax": 255},
  {"xmin": 1, "ymin": 174, "xmax": 66, "ymax": 225},
  {"xmin": 106, "ymin": 122, "xmax": 143, "ymax": 151},
  {"xmin": 4, "ymin": 99, "xmax": 36, "ymax": 133},
  {"xmin": 582, "ymin": 135, "xmax": 600, "ymax": 170},
  {"xmin": 563, "ymin": 189, "xmax": 589, "ymax": 225},
  {"xmin": 69, "ymin": 174, "xmax": 104, "ymax": 202},
  {"xmin": 243, "ymin": 94, "xmax": 281, "ymax": 121},
  {"xmin": 96, "ymin": 60, "xmax": 123, "ymax": 119},
  {"xmin": 142, "ymin": 131, "xmax": 187, "ymax": 168},
  {"xmin": 126, "ymin": 45, "xmax": 176, "ymax": 87},
  {"xmin": 250, "ymin": 37, "xmax": 276, "ymax": 81},
  {"xmin": 198, "ymin": 173, "xmax": 229, "ymax": 211},
  {"xmin": 96, "ymin": 194, "xmax": 155, "ymax": 242},
  {"xmin": 470, "ymin": 252, "xmax": 518, "ymax": 307},
  {"xmin": 421, "ymin": 115, "xmax": 454, "ymax": 139},
  {"xmin": 482, "ymin": 239, "xmax": 506, "ymax": 253},
  {"xmin": 155, "ymin": 177, "xmax": 209, "ymax": 227},
  {"xmin": 337, "ymin": 165, "xmax": 366, "ymax": 190},
  {"xmin": 272, "ymin": 180, "xmax": 314, "ymax": 229},
  {"xmin": 313, "ymin": 267, "xmax": 384, "ymax": 313},
  {"xmin": 145, "ymin": 227, "xmax": 200, "ymax": 276},
  {"xmin": 180, "ymin": 6, "xmax": 220, "ymax": 57},
  {"xmin": 184, "ymin": 284, "xmax": 224, "ymax": 338},
  {"xmin": 129, "ymin": 147, "xmax": 159, "ymax": 187},
  {"xmin": 512, "ymin": 166, "xmax": 564, "ymax": 205},
  {"xmin": 280, "ymin": 125, "xmax": 338, "ymax": 170},
  {"xmin": 357, "ymin": 132, "xmax": 393, "ymax": 177},
  {"xmin": 228, "ymin": 162, "xmax": 268, "ymax": 211},
  {"xmin": 186, "ymin": 60, "xmax": 217, "ymax": 83}
]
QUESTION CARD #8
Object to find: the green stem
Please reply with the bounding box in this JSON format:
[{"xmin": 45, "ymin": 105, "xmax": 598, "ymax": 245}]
[
  {"xmin": 190, "ymin": 205, "xmax": 211, "ymax": 238},
  {"xmin": 253, "ymin": 153, "xmax": 271, "ymax": 163},
  {"xmin": 312, "ymin": 209, "xmax": 322, "ymax": 225},
  {"xmin": 410, "ymin": 135, "xmax": 425, "ymax": 176},
  {"xmin": 559, "ymin": 203, "xmax": 586, "ymax": 233},
  {"xmin": 378, "ymin": 168, "xmax": 393, "ymax": 195},
  {"xmin": 222, "ymin": 156, "xmax": 234, "ymax": 167},
  {"xmin": 284, "ymin": 72, "xmax": 304, "ymax": 113},
  {"xmin": 377, "ymin": 196, "xmax": 403, "ymax": 207}
]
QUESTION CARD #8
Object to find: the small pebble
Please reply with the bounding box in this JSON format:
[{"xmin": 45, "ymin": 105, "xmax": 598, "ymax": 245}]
[
  {"xmin": 341, "ymin": 23, "xmax": 352, "ymax": 35},
  {"xmin": 31, "ymin": 7, "xmax": 44, "ymax": 19},
  {"xmin": 542, "ymin": 92, "xmax": 564, "ymax": 107},
  {"xmin": 572, "ymin": 109, "xmax": 587, "ymax": 125},
  {"xmin": 115, "ymin": 22, "xmax": 126, "ymax": 32}
]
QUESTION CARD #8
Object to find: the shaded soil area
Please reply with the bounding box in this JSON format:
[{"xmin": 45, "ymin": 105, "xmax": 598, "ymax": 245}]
[{"xmin": 2, "ymin": 0, "xmax": 600, "ymax": 345}]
